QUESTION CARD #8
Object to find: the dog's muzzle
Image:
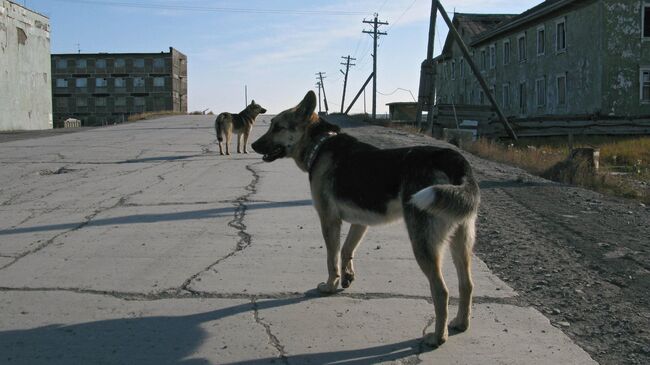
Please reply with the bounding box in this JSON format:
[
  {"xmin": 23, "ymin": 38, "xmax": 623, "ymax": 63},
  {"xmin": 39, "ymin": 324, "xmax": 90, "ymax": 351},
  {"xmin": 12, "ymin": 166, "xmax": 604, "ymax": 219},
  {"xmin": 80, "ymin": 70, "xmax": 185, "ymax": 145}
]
[{"xmin": 252, "ymin": 139, "xmax": 285, "ymax": 162}]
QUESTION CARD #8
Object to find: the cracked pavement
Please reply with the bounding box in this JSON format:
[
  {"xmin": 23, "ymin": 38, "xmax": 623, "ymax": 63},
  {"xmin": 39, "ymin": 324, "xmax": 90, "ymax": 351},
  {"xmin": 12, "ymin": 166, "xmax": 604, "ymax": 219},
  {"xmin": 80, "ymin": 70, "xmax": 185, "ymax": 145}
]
[{"xmin": 0, "ymin": 115, "xmax": 596, "ymax": 364}]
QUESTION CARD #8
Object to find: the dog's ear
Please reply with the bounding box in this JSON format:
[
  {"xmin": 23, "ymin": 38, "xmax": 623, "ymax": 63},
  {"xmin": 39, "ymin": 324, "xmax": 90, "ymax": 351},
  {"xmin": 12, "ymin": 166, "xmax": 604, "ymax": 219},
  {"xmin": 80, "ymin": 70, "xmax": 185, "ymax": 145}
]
[
  {"xmin": 250, "ymin": 100, "xmax": 256, "ymax": 105},
  {"xmin": 296, "ymin": 91, "xmax": 317, "ymax": 119}
]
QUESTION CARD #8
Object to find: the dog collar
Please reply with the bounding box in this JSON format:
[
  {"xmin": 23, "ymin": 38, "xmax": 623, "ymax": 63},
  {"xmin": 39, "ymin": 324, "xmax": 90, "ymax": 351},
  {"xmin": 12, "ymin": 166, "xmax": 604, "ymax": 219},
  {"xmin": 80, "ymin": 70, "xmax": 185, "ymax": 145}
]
[{"xmin": 306, "ymin": 132, "xmax": 337, "ymax": 171}]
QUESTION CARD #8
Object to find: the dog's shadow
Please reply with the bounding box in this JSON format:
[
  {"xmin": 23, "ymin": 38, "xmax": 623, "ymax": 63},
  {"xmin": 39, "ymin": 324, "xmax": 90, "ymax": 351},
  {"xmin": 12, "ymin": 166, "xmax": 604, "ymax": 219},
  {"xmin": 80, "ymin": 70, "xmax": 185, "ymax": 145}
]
[{"xmin": 0, "ymin": 290, "xmax": 436, "ymax": 365}]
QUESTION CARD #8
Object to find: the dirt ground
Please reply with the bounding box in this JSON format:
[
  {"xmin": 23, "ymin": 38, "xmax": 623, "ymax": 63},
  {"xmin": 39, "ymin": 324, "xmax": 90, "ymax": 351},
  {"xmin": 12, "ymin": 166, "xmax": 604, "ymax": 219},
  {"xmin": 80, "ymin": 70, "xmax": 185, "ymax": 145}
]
[{"xmin": 329, "ymin": 116, "xmax": 650, "ymax": 365}]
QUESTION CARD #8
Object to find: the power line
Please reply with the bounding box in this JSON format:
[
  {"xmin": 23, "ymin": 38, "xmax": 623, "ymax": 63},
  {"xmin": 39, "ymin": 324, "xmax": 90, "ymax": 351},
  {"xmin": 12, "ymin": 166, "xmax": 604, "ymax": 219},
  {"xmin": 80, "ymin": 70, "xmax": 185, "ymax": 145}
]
[
  {"xmin": 48, "ymin": 0, "xmax": 368, "ymax": 16},
  {"xmin": 377, "ymin": 88, "xmax": 416, "ymax": 102}
]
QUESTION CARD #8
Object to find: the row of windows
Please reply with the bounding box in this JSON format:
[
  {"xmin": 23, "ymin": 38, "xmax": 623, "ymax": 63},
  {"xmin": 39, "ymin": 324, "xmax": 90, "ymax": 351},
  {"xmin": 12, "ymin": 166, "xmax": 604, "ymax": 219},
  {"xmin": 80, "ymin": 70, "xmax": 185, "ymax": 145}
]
[
  {"xmin": 56, "ymin": 96, "xmax": 167, "ymax": 108},
  {"xmin": 55, "ymin": 77, "xmax": 167, "ymax": 88},
  {"xmin": 55, "ymin": 57, "xmax": 167, "ymax": 70},
  {"xmin": 444, "ymin": 18, "xmax": 567, "ymax": 80}
]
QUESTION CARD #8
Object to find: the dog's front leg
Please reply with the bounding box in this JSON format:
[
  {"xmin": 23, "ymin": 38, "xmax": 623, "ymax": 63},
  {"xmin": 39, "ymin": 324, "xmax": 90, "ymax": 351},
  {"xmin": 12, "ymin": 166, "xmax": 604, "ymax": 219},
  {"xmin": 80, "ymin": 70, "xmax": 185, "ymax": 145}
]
[
  {"xmin": 341, "ymin": 224, "xmax": 368, "ymax": 288},
  {"xmin": 318, "ymin": 217, "xmax": 342, "ymax": 294}
]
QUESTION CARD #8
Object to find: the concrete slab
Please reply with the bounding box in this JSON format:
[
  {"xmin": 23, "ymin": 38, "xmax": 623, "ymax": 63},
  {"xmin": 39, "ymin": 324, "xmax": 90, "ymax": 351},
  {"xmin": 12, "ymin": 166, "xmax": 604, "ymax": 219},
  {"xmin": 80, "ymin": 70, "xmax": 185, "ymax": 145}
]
[
  {"xmin": 255, "ymin": 298, "xmax": 596, "ymax": 365},
  {"xmin": 0, "ymin": 203, "xmax": 239, "ymax": 292},
  {"xmin": 0, "ymin": 291, "xmax": 278, "ymax": 365},
  {"xmin": 190, "ymin": 202, "xmax": 514, "ymax": 298}
]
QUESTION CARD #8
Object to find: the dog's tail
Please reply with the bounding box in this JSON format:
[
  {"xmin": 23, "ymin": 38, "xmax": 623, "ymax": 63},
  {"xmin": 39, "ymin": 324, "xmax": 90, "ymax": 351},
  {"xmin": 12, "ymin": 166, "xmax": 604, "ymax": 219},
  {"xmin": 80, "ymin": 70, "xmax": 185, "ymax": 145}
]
[
  {"xmin": 215, "ymin": 114, "xmax": 224, "ymax": 142},
  {"xmin": 410, "ymin": 159, "xmax": 480, "ymax": 220}
]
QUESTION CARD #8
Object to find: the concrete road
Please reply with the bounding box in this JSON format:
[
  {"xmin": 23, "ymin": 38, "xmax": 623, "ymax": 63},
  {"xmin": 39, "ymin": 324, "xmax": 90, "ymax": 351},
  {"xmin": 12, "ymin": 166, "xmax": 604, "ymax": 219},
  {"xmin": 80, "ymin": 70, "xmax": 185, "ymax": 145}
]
[{"xmin": 0, "ymin": 115, "xmax": 595, "ymax": 364}]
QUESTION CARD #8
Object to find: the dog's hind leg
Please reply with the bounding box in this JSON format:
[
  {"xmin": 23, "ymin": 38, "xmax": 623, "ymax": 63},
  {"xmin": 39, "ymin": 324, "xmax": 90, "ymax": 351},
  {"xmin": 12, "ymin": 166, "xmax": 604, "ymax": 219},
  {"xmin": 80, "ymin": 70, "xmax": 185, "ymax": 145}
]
[
  {"xmin": 317, "ymin": 216, "xmax": 342, "ymax": 294},
  {"xmin": 341, "ymin": 224, "xmax": 368, "ymax": 288},
  {"xmin": 448, "ymin": 217, "xmax": 476, "ymax": 333},
  {"xmin": 236, "ymin": 133, "xmax": 242, "ymax": 153},
  {"xmin": 405, "ymin": 210, "xmax": 453, "ymax": 347}
]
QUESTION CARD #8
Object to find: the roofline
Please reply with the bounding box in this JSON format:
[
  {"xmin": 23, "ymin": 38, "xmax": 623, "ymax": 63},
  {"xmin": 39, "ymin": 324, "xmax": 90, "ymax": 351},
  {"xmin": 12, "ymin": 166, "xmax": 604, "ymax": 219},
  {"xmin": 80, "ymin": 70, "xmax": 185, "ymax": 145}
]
[
  {"xmin": 470, "ymin": 0, "xmax": 577, "ymax": 46},
  {"xmin": 52, "ymin": 47, "xmax": 181, "ymax": 57},
  {"xmin": 5, "ymin": 0, "xmax": 49, "ymax": 19}
]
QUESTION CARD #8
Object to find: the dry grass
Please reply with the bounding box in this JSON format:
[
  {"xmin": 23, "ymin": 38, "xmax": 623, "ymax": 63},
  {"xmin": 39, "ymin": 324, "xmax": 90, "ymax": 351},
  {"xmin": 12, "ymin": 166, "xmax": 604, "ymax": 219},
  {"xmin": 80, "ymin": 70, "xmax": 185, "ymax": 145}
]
[
  {"xmin": 465, "ymin": 136, "xmax": 649, "ymax": 203},
  {"xmin": 127, "ymin": 111, "xmax": 183, "ymax": 122}
]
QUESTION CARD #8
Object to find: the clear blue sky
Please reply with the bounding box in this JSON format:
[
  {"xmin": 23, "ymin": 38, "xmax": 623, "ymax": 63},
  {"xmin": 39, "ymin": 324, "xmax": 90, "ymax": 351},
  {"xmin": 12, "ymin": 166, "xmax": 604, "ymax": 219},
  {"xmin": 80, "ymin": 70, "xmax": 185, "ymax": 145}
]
[{"xmin": 27, "ymin": 0, "xmax": 541, "ymax": 114}]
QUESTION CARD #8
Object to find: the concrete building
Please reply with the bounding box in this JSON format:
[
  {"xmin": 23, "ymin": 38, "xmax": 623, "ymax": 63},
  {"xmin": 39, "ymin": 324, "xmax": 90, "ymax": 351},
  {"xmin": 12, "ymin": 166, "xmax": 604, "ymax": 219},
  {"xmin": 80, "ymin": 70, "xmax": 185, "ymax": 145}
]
[
  {"xmin": 435, "ymin": 0, "xmax": 650, "ymax": 121},
  {"xmin": 51, "ymin": 47, "xmax": 187, "ymax": 126},
  {"xmin": 0, "ymin": 1, "xmax": 52, "ymax": 131}
]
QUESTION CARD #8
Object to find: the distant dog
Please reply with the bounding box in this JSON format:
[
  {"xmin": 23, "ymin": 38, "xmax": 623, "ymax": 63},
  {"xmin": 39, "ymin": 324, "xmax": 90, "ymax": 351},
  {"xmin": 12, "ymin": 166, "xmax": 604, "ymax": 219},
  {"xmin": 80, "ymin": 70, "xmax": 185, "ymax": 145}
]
[
  {"xmin": 252, "ymin": 91, "xmax": 480, "ymax": 348},
  {"xmin": 215, "ymin": 101, "xmax": 267, "ymax": 155}
]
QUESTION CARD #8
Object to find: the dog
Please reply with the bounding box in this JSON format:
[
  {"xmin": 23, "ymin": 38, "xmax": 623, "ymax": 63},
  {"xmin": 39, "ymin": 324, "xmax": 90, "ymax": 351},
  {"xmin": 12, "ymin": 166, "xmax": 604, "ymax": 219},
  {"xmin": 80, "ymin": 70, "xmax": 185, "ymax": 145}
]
[
  {"xmin": 251, "ymin": 91, "xmax": 480, "ymax": 348},
  {"xmin": 215, "ymin": 100, "xmax": 267, "ymax": 155}
]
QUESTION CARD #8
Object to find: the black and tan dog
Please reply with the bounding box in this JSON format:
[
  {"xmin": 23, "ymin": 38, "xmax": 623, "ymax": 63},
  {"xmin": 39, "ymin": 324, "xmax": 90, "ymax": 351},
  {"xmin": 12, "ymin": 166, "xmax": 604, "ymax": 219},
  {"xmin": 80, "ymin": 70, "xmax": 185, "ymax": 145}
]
[
  {"xmin": 251, "ymin": 91, "xmax": 480, "ymax": 347},
  {"xmin": 215, "ymin": 101, "xmax": 267, "ymax": 155}
]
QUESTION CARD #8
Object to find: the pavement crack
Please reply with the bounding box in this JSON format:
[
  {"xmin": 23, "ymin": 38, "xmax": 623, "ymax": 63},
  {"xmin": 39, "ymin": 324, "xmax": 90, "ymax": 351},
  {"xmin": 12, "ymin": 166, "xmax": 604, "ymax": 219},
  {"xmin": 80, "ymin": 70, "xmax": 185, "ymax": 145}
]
[
  {"xmin": 176, "ymin": 162, "xmax": 262, "ymax": 294},
  {"xmin": 252, "ymin": 298, "xmax": 290, "ymax": 365}
]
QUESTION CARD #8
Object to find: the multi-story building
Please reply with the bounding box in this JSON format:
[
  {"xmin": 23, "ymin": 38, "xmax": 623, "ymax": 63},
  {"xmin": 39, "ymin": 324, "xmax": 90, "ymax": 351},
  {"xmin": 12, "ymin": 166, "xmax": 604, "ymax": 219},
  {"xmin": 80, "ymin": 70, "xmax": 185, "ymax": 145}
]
[
  {"xmin": 435, "ymin": 0, "xmax": 650, "ymax": 122},
  {"xmin": 0, "ymin": 0, "xmax": 52, "ymax": 131},
  {"xmin": 51, "ymin": 47, "xmax": 187, "ymax": 126}
]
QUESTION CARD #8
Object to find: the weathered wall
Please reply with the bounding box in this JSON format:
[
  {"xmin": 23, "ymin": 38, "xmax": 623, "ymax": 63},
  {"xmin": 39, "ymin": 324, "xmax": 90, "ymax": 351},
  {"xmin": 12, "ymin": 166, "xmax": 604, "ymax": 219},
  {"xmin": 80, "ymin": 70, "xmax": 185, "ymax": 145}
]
[
  {"xmin": 0, "ymin": 1, "xmax": 52, "ymax": 130},
  {"xmin": 601, "ymin": 1, "xmax": 650, "ymax": 116}
]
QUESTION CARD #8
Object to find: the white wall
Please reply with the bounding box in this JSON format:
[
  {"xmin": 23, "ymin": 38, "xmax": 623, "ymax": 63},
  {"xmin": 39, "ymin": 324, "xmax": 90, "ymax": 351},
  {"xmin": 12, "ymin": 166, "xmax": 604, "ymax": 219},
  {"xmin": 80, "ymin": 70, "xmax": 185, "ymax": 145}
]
[{"xmin": 0, "ymin": 1, "xmax": 52, "ymax": 130}]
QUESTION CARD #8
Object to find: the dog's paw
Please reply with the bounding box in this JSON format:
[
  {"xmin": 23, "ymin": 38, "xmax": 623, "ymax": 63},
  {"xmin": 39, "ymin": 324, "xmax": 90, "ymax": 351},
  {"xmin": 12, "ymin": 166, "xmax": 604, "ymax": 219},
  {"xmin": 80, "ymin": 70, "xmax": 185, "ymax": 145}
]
[
  {"xmin": 449, "ymin": 316, "xmax": 470, "ymax": 332},
  {"xmin": 423, "ymin": 332, "xmax": 448, "ymax": 348},
  {"xmin": 341, "ymin": 271, "xmax": 355, "ymax": 288},
  {"xmin": 317, "ymin": 282, "xmax": 337, "ymax": 294}
]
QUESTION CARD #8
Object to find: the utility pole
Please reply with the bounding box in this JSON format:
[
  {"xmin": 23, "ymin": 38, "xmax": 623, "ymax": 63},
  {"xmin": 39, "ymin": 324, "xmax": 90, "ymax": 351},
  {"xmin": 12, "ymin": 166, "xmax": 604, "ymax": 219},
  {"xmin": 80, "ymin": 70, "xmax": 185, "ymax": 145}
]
[
  {"xmin": 315, "ymin": 81, "xmax": 322, "ymax": 113},
  {"xmin": 316, "ymin": 72, "xmax": 329, "ymax": 113},
  {"xmin": 339, "ymin": 55, "xmax": 356, "ymax": 113},
  {"xmin": 244, "ymin": 85, "xmax": 248, "ymax": 107},
  {"xmin": 415, "ymin": 1, "xmax": 439, "ymax": 131},
  {"xmin": 363, "ymin": 14, "xmax": 388, "ymax": 119}
]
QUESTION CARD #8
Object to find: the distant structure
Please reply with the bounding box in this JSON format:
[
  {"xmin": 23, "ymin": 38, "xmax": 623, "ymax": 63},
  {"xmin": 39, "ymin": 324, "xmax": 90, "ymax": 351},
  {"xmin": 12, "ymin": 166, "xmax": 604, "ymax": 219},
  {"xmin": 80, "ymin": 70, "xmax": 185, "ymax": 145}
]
[
  {"xmin": 0, "ymin": 1, "xmax": 52, "ymax": 131},
  {"xmin": 434, "ymin": 1, "xmax": 650, "ymax": 137},
  {"xmin": 51, "ymin": 47, "xmax": 187, "ymax": 127}
]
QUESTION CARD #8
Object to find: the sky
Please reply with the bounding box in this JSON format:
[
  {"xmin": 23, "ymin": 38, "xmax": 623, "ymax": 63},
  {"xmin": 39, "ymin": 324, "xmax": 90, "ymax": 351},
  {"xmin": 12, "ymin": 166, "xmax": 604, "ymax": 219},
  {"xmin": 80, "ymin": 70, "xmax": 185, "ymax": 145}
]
[{"xmin": 26, "ymin": 0, "xmax": 542, "ymax": 114}]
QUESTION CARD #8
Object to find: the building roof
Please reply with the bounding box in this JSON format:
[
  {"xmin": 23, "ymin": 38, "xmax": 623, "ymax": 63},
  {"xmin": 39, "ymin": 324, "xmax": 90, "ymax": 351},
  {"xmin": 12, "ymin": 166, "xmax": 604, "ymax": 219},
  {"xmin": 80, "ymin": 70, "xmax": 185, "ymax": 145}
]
[
  {"xmin": 52, "ymin": 47, "xmax": 184, "ymax": 58},
  {"xmin": 5, "ymin": 0, "xmax": 49, "ymax": 19},
  {"xmin": 471, "ymin": 0, "xmax": 581, "ymax": 45},
  {"xmin": 440, "ymin": 13, "xmax": 516, "ymax": 57}
]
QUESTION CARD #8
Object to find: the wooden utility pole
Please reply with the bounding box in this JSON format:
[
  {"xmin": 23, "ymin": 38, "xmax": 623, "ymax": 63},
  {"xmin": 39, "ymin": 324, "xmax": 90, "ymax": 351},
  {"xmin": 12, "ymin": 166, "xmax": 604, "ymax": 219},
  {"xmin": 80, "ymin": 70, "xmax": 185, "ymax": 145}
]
[
  {"xmin": 316, "ymin": 81, "xmax": 322, "ymax": 113},
  {"xmin": 433, "ymin": 1, "xmax": 518, "ymax": 140},
  {"xmin": 415, "ymin": 1, "xmax": 439, "ymax": 130},
  {"xmin": 316, "ymin": 72, "xmax": 329, "ymax": 113},
  {"xmin": 363, "ymin": 14, "xmax": 388, "ymax": 119},
  {"xmin": 244, "ymin": 85, "xmax": 248, "ymax": 107},
  {"xmin": 339, "ymin": 55, "xmax": 356, "ymax": 113}
]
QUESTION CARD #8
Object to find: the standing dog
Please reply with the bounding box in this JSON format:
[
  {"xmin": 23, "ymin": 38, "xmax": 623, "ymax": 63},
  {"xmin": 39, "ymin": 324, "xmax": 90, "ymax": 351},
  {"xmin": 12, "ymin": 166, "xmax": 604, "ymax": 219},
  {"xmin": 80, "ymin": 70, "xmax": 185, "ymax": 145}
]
[
  {"xmin": 252, "ymin": 91, "xmax": 480, "ymax": 348},
  {"xmin": 215, "ymin": 100, "xmax": 267, "ymax": 155}
]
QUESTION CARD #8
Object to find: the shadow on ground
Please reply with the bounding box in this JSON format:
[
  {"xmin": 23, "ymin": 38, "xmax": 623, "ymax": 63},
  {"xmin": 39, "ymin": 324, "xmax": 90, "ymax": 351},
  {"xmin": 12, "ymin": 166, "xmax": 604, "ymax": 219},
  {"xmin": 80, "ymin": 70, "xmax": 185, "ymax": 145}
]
[
  {"xmin": 0, "ymin": 200, "xmax": 313, "ymax": 236},
  {"xmin": 0, "ymin": 291, "xmax": 428, "ymax": 365}
]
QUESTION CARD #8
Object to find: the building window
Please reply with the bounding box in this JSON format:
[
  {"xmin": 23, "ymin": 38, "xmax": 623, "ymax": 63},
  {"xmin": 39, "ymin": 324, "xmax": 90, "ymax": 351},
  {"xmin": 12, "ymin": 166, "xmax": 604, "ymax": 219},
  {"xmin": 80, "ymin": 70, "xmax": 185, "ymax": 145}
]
[
  {"xmin": 115, "ymin": 77, "xmax": 126, "ymax": 88},
  {"xmin": 55, "ymin": 78, "xmax": 68, "ymax": 88},
  {"xmin": 480, "ymin": 49, "xmax": 487, "ymax": 70},
  {"xmin": 76, "ymin": 97, "xmax": 88, "ymax": 107},
  {"xmin": 537, "ymin": 26, "xmax": 545, "ymax": 55},
  {"xmin": 519, "ymin": 81, "xmax": 527, "ymax": 114},
  {"xmin": 443, "ymin": 63, "xmax": 448, "ymax": 80},
  {"xmin": 153, "ymin": 77, "xmax": 165, "ymax": 87},
  {"xmin": 556, "ymin": 18, "xmax": 566, "ymax": 52},
  {"xmin": 641, "ymin": 3, "xmax": 650, "ymax": 38},
  {"xmin": 56, "ymin": 59, "xmax": 67, "ymax": 69},
  {"xmin": 451, "ymin": 60, "xmax": 456, "ymax": 80},
  {"xmin": 153, "ymin": 58, "xmax": 165, "ymax": 68},
  {"xmin": 557, "ymin": 74, "xmax": 567, "ymax": 105},
  {"xmin": 134, "ymin": 97, "xmax": 146, "ymax": 110},
  {"xmin": 95, "ymin": 97, "xmax": 107, "ymax": 107},
  {"xmin": 95, "ymin": 78, "xmax": 108, "ymax": 88},
  {"xmin": 489, "ymin": 44, "xmax": 496, "ymax": 69},
  {"xmin": 134, "ymin": 77, "xmax": 145, "ymax": 88},
  {"xmin": 460, "ymin": 59, "xmax": 465, "ymax": 79},
  {"xmin": 536, "ymin": 77, "xmax": 546, "ymax": 107},
  {"xmin": 503, "ymin": 40, "xmax": 510, "ymax": 65},
  {"xmin": 502, "ymin": 83, "xmax": 510, "ymax": 107},
  {"xmin": 134, "ymin": 59, "xmax": 145, "ymax": 69},
  {"xmin": 76, "ymin": 59, "xmax": 87, "ymax": 69},
  {"xmin": 55, "ymin": 98, "xmax": 68, "ymax": 108},
  {"xmin": 115, "ymin": 58, "xmax": 126, "ymax": 68},
  {"xmin": 640, "ymin": 68, "xmax": 650, "ymax": 102},
  {"xmin": 96, "ymin": 59, "xmax": 107, "ymax": 69},
  {"xmin": 518, "ymin": 33, "xmax": 527, "ymax": 62},
  {"xmin": 479, "ymin": 89, "xmax": 485, "ymax": 105},
  {"xmin": 115, "ymin": 97, "xmax": 126, "ymax": 106},
  {"xmin": 75, "ymin": 78, "xmax": 87, "ymax": 88}
]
